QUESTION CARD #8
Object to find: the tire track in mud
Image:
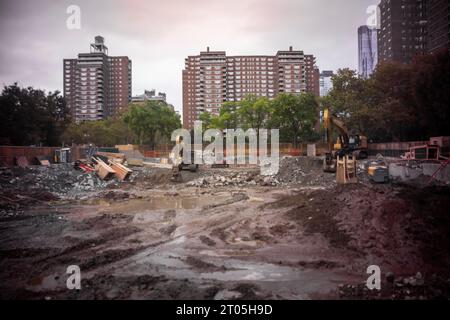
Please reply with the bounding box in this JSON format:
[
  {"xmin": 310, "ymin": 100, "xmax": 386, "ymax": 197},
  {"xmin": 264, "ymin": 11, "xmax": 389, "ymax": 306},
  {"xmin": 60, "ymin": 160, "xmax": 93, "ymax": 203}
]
[{"xmin": 102, "ymin": 191, "xmax": 299, "ymax": 277}]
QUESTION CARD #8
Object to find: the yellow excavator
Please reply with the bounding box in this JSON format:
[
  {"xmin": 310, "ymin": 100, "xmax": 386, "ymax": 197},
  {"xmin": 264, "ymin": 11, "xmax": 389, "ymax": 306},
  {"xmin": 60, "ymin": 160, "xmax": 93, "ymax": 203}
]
[{"xmin": 323, "ymin": 108, "xmax": 368, "ymax": 173}]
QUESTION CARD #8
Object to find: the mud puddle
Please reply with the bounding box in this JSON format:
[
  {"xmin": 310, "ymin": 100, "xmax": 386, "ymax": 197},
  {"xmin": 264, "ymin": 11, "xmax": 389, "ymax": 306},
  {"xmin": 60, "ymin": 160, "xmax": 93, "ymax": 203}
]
[
  {"xmin": 112, "ymin": 237, "xmax": 360, "ymax": 299},
  {"xmin": 97, "ymin": 194, "xmax": 234, "ymax": 212}
]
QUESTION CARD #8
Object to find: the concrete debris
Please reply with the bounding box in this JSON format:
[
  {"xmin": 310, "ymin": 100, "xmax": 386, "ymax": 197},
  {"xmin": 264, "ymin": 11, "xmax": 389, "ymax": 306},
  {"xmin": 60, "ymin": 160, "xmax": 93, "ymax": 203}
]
[
  {"xmin": 339, "ymin": 272, "xmax": 448, "ymax": 300},
  {"xmin": 0, "ymin": 164, "xmax": 120, "ymax": 198},
  {"xmin": 273, "ymin": 156, "xmax": 336, "ymax": 186},
  {"xmin": 187, "ymin": 157, "xmax": 336, "ymax": 188},
  {"xmin": 187, "ymin": 172, "xmax": 261, "ymax": 188},
  {"xmin": 389, "ymin": 162, "xmax": 450, "ymax": 186}
]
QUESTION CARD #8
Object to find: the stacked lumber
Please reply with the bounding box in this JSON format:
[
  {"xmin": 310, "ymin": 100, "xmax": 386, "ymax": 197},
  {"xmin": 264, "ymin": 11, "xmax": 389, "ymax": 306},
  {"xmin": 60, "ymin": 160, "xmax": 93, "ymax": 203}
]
[
  {"xmin": 109, "ymin": 160, "xmax": 133, "ymax": 181},
  {"xmin": 95, "ymin": 152, "xmax": 126, "ymax": 164},
  {"xmin": 92, "ymin": 157, "xmax": 116, "ymax": 180}
]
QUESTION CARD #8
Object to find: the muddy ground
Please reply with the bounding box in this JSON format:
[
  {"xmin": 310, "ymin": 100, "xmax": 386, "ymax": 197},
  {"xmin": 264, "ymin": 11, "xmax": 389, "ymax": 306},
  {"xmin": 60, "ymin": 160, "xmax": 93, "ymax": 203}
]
[{"xmin": 0, "ymin": 158, "xmax": 449, "ymax": 300}]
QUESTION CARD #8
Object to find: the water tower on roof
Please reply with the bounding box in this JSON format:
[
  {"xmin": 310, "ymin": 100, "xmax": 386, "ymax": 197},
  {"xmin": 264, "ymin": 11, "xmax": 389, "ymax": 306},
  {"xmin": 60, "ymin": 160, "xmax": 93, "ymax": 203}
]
[{"xmin": 90, "ymin": 36, "xmax": 108, "ymax": 54}]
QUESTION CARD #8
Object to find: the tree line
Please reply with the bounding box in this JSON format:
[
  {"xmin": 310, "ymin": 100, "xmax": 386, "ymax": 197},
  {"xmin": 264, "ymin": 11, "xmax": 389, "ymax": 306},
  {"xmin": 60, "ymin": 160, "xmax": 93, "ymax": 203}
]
[
  {"xmin": 199, "ymin": 93, "xmax": 320, "ymax": 147},
  {"xmin": 63, "ymin": 101, "xmax": 181, "ymax": 148},
  {"xmin": 324, "ymin": 49, "xmax": 450, "ymax": 142},
  {"xmin": 0, "ymin": 84, "xmax": 181, "ymax": 148},
  {"xmin": 0, "ymin": 83, "xmax": 70, "ymax": 146}
]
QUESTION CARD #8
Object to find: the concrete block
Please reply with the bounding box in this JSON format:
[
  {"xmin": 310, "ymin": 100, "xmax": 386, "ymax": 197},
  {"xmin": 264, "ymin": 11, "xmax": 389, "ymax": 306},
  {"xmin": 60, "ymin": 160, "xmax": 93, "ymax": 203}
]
[
  {"xmin": 423, "ymin": 163, "xmax": 450, "ymax": 183},
  {"xmin": 307, "ymin": 144, "xmax": 316, "ymax": 157},
  {"xmin": 389, "ymin": 164, "xmax": 422, "ymax": 181}
]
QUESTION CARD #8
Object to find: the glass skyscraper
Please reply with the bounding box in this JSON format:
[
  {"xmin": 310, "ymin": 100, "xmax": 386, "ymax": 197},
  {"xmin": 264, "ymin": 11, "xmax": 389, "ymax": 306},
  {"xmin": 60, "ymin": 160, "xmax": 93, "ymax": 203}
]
[{"xmin": 358, "ymin": 26, "xmax": 378, "ymax": 78}]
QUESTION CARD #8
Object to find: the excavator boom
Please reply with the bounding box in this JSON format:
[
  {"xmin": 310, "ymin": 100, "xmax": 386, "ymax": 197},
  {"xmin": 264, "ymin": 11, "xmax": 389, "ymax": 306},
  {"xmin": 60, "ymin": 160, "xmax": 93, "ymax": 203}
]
[{"xmin": 323, "ymin": 108, "xmax": 368, "ymax": 172}]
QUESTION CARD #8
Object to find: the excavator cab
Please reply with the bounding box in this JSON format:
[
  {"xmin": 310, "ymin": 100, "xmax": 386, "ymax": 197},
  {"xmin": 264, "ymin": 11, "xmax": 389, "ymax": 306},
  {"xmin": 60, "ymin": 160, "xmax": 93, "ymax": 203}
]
[{"xmin": 348, "ymin": 134, "xmax": 368, "ymax": 159}]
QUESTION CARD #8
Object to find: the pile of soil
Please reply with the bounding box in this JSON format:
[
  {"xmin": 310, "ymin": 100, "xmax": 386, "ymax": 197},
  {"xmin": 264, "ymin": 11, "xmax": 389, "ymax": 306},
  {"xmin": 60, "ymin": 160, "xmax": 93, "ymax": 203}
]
[{"xmin": 268, "ymin": 183, "xmax": 450, "ymax": 279}]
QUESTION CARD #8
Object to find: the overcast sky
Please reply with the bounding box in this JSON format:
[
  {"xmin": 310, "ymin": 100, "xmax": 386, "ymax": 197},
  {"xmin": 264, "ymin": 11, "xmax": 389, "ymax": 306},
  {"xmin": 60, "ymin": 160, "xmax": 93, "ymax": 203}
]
[{"xmin": 0, "ymin": 0, "xmax": 376, "ymax": 114}]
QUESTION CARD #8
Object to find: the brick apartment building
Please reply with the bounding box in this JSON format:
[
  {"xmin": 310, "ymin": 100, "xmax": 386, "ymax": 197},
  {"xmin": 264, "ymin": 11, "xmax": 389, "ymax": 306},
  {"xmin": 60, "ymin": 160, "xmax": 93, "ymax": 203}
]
[
  {"xmin": 427, "ymin": 0, "xmax": 450, "ymax": 53},
  {"xmin": 182, "ymin": 47, "xmax": 320, "ymax": 129},
  {"xmin": 378, "ymin": 0, "xmax": 450, "ymax": 64},
  {"xmin": 64, "ymin": 36, "xmax": 132, "ymax": 122}
]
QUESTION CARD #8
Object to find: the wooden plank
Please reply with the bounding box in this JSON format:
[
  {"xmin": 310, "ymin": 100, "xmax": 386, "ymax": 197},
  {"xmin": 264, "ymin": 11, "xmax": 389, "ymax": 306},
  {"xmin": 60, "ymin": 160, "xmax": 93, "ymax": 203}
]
[
  {"xmin": 110, "ymin": 158, "xmax": 125, "ymax": 164},
  {"xmin": 93, "ymin": 157, "xmax": 116, "ymax": 180},
  {"xmin": 36, "ymin": 156, "xmax": 51, "ymax": 166},
  {"xmin": 40, "ymin": 160, "xmax": 51, "ymax": 166},
  {"xmin": 109, "ymin": 161, "xmax": 132, "ymax": 181}
]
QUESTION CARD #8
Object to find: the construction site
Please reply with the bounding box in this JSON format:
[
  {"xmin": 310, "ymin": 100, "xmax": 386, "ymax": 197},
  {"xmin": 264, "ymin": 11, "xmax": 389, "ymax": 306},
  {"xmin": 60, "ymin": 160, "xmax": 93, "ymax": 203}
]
[{"xmin": 1, "ymin": 128, "xmax": 449, "ymax": 300}]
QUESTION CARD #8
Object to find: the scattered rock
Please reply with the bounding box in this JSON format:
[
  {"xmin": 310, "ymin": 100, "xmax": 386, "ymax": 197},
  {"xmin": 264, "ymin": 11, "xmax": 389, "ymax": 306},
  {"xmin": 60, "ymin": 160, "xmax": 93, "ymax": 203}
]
[{"xmin": 386, "ymin": 272, "xmax": 395, "ymax": 284}]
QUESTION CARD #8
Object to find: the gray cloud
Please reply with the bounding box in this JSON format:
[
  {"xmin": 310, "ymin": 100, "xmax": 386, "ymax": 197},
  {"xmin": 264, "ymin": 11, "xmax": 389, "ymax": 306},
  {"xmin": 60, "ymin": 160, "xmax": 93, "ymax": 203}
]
[{"xmin": 0, "ymin": 0, "xmax": 377, "ymax": 114}]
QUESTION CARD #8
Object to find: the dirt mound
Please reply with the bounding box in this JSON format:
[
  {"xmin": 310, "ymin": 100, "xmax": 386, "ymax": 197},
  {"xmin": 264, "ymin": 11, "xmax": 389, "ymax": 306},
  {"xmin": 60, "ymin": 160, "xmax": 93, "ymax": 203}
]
[{"xmin": 268, "ymin": 183, "xmax": 450, "ymax": 277}]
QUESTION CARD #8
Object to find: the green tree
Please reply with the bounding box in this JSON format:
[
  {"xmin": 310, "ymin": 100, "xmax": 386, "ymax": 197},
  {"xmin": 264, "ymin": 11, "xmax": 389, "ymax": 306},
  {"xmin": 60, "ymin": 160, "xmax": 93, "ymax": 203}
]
[
  {"xmin": 409, "ymin": 49, "xmax": 450, "ymax": 138},
  {"xmin": 123, "ymin": 100, "xmax": 181, "ymax": 147},
  {"xmin": 200, "ymin": 102, "xmax": 240, "ymax": 130},
  {"xmin": 272, "ymin": 93, "xmax": 319, "ymax": 146},
  {"xmin": 366, "ymin": 62, "xmax": 416, "ymax": 141},
  {"xmin": 325, "ymin": 50, "xmax": 450, "ymax": 142},
  {"xmin": 216, "ymin": 101, "xmax": 240, "ymax": 130},
  {"xmin": 238, "ymin": 95, "xmax": 272, "ymax": 134},
  {"xmin": 326, "ymin": 68, "xmax": 370, "ymax": 133},
  {"xmin": 61, "ymin": 116, "xmax": 137, "ymax": 147},
  {"xmin": 0, "ymin": 83, "xmax": 70, "ymax": 146},
  {"xmin": 199, "ymin": 112, "xmax": 213, "ymax": 130}
]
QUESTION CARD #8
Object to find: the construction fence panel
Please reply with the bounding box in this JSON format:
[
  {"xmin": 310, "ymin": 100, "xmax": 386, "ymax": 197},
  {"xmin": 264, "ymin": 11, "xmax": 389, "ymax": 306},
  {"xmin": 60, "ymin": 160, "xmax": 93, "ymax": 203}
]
[
  {"xmin": 0, "ymin": 146, "xmax": 86, "ymax": 167},
  {"xmin": 368, "ymin": 141, "xmax": 427, "ymax": 158}
]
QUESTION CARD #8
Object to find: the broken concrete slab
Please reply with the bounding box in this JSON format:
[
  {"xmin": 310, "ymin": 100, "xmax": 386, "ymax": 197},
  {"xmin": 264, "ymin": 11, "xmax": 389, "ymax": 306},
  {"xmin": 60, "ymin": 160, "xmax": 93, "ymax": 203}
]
[
  {"xmin": 389, "ymin": 163, "xmax": 423, "ymax": 181},
  {"xmin": 389, "ymin": 162, "xmax": 450, "ymax": 184},
  {"xmin": 422, "ymin": 163, "xmax": 450, "ymax": 183}
]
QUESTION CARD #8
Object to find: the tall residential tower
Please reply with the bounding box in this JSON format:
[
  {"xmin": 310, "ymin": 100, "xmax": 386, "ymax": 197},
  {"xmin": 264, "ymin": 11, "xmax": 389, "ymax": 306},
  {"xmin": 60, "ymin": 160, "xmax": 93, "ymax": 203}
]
[
  {"xmin": 427, "ymin": 0, "xmax": 450, "ymax": 53},
  {"xmin": 378, "ymin": 0, "xmax": 428, "ymax": 64},
  {"xmin": 64, "ymin": 36, "xmax": 132, "ymax": 122},
  {"xmin": 182, "ymin": 47, "xmax": 320, "ymax": 129}
]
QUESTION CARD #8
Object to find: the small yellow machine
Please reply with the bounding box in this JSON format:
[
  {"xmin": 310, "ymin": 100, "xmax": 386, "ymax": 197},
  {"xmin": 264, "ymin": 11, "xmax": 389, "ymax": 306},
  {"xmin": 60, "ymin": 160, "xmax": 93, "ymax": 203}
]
[{"xmin": 367, "ymin": 155, "xmax": 389, "ymax": 183}]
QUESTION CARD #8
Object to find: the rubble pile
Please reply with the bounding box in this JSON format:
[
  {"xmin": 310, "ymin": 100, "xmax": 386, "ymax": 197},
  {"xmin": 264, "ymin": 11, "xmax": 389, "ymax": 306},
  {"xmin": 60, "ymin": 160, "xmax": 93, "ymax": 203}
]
[
  {"xmin": 187, "ymin": 156, "xmax": 336, "ymax": 188},
  {"xmin": 187, "ymin": 171, "xmax": 262, "ymax": 188},
  {"xmin": 0, "ymin": 164, "xmax": 119, "ymax": 197},
  {"xmin": 338, "ymin": 272, "xmax": 449, "ymax": 300},
  {"xmin": 273, "ymin": 156, "xmax": 335, "ymax": 186}
]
